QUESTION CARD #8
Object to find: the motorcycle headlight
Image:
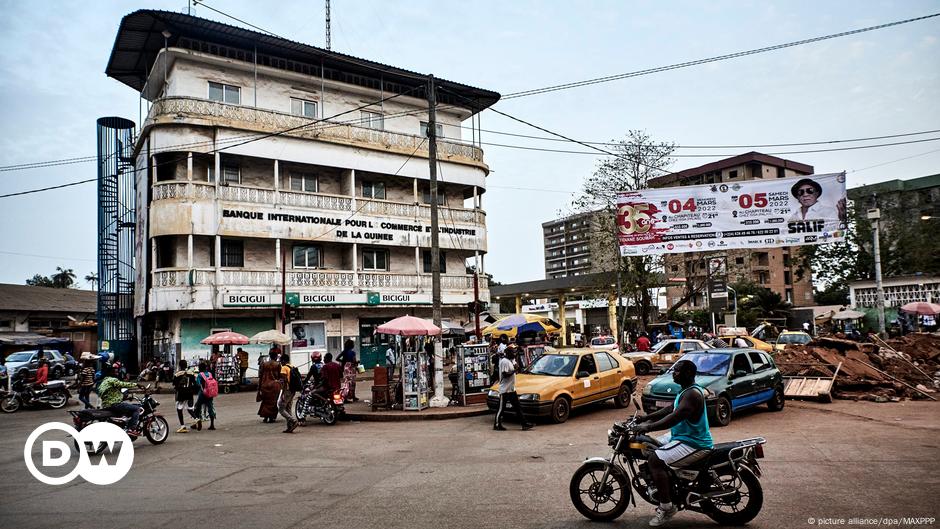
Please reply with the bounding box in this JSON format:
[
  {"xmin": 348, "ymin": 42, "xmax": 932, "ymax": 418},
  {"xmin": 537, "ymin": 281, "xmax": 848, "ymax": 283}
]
[
  {"xmin": 519, "ymin": 393, "xmax": 540, "ymax": 401},
  {"xmin": 487, "ymin": 390, "xmax": 499, "ymax": 398}
]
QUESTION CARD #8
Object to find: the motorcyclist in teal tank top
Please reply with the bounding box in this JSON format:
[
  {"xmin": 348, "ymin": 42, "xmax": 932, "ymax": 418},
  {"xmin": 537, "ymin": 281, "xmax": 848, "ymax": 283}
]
[{"xmin": 635, "ymin": 359, "xmax": 714, "ymax": 527}]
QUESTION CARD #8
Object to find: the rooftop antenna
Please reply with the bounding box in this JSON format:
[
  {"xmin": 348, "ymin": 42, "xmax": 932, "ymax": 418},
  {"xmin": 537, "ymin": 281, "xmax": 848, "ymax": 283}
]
[{"xmin": 325, "ymin": 0, "xmax": 332, "ymax": 50}]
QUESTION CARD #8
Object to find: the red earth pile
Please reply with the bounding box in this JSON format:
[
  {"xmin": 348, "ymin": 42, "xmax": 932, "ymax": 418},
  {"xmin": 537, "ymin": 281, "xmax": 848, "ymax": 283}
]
[{"xmin": 774, "ymin": 333, "xmax": 940, "ymax": 402}]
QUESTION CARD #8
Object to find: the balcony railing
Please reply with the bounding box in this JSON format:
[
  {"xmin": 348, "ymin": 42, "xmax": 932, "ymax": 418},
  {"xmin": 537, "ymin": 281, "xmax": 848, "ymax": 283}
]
[
  {"xmin": 153, "ymin": 268, "xmax": 483, "ymax": 292},
  {"xmin": 145, "ymin": 96, "xmax": 484, "ymax": 164},
  {"xmin": 151, "ymin": 181, "xmax": 485, "ymax": 224}
]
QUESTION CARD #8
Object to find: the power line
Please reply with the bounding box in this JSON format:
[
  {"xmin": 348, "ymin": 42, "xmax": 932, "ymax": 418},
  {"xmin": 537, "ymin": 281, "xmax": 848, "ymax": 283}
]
[
  {"xmin": 0, "ymin": 86, "xmax": 419, "ymax": 199},
  {"xmin": 502, "ymin": 12, "xmax": 940, "ymax": 99},
  {"xmin": 0, "ymin": 250, "xmax": 97, "ymax": 262}
]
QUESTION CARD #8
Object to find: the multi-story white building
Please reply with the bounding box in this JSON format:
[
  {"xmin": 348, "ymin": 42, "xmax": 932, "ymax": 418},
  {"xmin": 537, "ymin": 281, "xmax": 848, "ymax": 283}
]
[{"xmin": 105, "ymin": 10, "xmax": 498, "ymax": 368}]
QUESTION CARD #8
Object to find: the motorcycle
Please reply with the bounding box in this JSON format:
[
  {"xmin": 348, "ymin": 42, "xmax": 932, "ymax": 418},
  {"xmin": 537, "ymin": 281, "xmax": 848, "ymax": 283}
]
[
  {"xmin": 68, "ymin": 385, "xmax": 169, "ymax": 453},
  {"xmin": 569, "ymin": 399, "xmax": 766, "ymax": 526},
  {"xmin": 0, "ymin": 379, "xmax": 70, "ymax": 413},
  {"xmin": 295, "ymin": 382, "xmax": 344, "ymax": 426}
]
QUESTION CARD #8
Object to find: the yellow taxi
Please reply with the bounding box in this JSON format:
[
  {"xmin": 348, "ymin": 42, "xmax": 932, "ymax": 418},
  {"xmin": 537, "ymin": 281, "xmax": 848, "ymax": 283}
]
[
  {"xmin": 719, "ymin": 334, "xmax": 774, "ymax": 353},
  {"xmin": 487, "ymin": 349, "xmax": 637, "ymax": 423}
]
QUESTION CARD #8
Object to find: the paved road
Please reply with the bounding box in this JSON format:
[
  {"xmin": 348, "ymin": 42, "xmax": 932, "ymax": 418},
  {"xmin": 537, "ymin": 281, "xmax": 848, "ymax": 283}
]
[{"xmin": 0, "ymin": 390, "xmax": 937, "ymax": 529}]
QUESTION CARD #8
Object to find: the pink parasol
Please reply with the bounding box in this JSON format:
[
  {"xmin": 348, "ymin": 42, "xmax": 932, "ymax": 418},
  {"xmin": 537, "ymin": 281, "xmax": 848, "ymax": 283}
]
[
  {"xmin": 200, "ymin": 331, "xmax": 250, "ymax": 345},
  {"xmin": 900, "ymin": 301, "xmax": 940, "ymax": 316},
  {"xmin": 376, "ymin": 315, "xmax": 442, "ymax": 336}
]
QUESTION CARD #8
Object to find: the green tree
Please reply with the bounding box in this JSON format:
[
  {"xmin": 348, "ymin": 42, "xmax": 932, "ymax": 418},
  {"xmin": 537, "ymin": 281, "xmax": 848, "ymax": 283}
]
[
  {"xmin": 729, "ymin": 280, "xmax": 791, "ymax": 330},
  {"xmin": 573, "ymin": 130, "xmax": 676, "ymax": 331},
  {"xmin": 25, "ymin": 267, "xmax": 77, "ymax": 289},
  {"xmin": 84, "ymin": 272, "xmax": 99, "ymax": 291}
]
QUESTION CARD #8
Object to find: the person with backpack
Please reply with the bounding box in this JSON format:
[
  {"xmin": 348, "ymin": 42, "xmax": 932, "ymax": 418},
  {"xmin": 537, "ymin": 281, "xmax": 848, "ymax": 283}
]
[
  {"xmin": 193, "ymin": 360, "xmax": 218, "ymax": 431},
  {"xmin": 278, "ymin": 353, "xmax": 300, "ymax": 433},
  {"xmin": 173, "ymin": 359, "xmax": 197, "ymax": 433}
]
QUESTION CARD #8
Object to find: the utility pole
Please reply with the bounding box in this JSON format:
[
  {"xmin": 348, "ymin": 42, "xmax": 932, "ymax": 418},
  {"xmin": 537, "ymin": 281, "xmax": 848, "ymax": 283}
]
[
  {"xmin": 325, "ymin": 0, "xmax": 332, "ymax": 50},
  {"xmin": 427, "ymin": 75, "xmax": 446, "ymax": 407},
  {"xmin": 868, "ymin": 206, "xmax": 887, "ymax": 336}
]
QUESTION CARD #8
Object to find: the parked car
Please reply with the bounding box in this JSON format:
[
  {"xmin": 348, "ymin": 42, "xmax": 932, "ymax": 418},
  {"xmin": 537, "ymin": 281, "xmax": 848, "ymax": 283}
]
[
  {"xmin": 4, "ymin": 350, "xmax": 67, "ymax": 380},
  {"xmin": 719, "ymin": 334, "xmax": 774, "ymax": 353},
  {"xmin": 641, "ymin": 349, "xmax": 784, "ymax": 427},
  {"xmin": 774, "ymin": 330, "xmax": 812, "ymax": 352},
  {"xmin": 487, "ymin": 349, "xmax": 637, "ymax": 423},
  {"xmin": 623, "ymin": 339, "xmax": 711, "ymax": 375},
  {"xmin": 589, "ymin": 336, "xmax": 618, "ymax": 351}
]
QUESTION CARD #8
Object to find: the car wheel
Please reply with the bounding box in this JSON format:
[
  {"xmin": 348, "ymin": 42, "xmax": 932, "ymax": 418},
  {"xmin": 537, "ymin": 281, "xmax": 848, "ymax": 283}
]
[
  {"xmin": 551, "ymin": 396, "xmax": 571, "ymax": 424},
  {"xmin": 51, "ymin": 366, "xmax": 63, "ymax": 379},
  {"xmin": 614, "ymin": 382, "xmax": 632, "ymax": 408},
  {"xmin": 635, "ymin": 361, "xmax": 651, "ymax": 376},
  {"xmin": 768, "ymin": 385, "xmax": 785, "ymax": 411},
  {"xmin": 710, "ymin": 395, "xmax": 732, "ymax": 427}
]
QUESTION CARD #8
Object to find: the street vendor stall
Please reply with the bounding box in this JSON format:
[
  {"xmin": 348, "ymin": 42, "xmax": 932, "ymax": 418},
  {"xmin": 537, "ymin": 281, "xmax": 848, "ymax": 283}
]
[
  {"xmin": 375, "ymin": 315, "xmax": 441, "ymax": 411},
  {"xmin": 201, "ymin": 331, "xmax": 249, "ymax": 393},
  {"xmin": 457, "ymin": 343, "xmax": 491, "ymax": 405}
]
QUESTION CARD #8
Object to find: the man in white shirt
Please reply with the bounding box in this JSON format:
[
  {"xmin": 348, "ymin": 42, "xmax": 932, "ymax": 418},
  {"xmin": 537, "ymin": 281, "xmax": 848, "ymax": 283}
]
[
  {"xmin": 493, "ymin": 349, "xmax": 533, "ymax": 431},
  {"xmin": 789, "ymin": 178, "xmax": 845, "ymax": 226},
  {"xmin": 385, "ymin": 344, "xmax": 398, "ymax": 382},
  {"xmin": 733, "ymin": 336, "xmax": 749, "ymax": 348}
]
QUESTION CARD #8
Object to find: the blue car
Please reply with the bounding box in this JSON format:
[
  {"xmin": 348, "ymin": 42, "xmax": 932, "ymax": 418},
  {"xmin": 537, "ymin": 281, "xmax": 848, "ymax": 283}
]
[{"xmin": 641, "ymin": 349, "xmax": 784, "ymax": 426}]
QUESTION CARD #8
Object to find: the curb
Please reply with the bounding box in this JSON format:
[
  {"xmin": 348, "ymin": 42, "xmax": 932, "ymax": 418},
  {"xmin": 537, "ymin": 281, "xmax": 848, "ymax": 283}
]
[{"xmin": 344, "ymin": 406, "xmax": 491, "ymax": 422}]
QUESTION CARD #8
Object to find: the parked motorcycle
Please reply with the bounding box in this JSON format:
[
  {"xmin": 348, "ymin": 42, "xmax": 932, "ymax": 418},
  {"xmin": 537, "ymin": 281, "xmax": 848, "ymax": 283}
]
[
  {"xmin": 295, "ymin": 384, "xmax": 345, "ymax": 426},
  {"xmin": 68, "ymin": 385, "xmax": 169, "ymax": 452},
  {"xmin": 0, "ymin": 379, "xmax": 71, "ymax": 413},
  {"xmin": 569, "ymin": 399, "xmax": 766, "ymax": 526}
]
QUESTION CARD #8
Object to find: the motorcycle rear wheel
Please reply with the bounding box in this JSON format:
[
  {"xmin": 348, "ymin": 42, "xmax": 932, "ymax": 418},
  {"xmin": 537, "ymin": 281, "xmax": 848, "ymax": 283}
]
[
  {"xmin": 569, "ymin": 462, "xmax": 632, "ymax": 522},
  {"xmin": 48, "ymin": 392, "xmax": 68, "ymax": 409},
  {"xmin": 145, "ymin": 416, "xmax": 169, "ymax": 444},
  {"xmin": 701, "ymin": 465, "xmax": 764, "ymax": 526},
  {"xmin": 0, "ymin": 396, "xmax": 20, "ymax": 413},
  {"xmin": 320, "ymin": 404, "xmax": 338, "ymax": 425}
]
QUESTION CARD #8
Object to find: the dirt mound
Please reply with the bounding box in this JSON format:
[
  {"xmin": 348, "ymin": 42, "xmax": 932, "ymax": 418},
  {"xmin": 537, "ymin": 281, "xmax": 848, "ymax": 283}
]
[{"xmin": 776, "ymin": 333, "xmax": 939, "ymax": 402}]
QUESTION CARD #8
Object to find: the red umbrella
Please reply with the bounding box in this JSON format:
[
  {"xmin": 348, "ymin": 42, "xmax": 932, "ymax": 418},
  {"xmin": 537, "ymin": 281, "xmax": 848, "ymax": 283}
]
[
  {"xmin": 900, "ymin": 301, "xmax": 940, "ymax": 316},
  {"xmin": 376, "ymin": 315, "xmax": 441, "ymax": 336},
  {"xmin": 200, "ymin": 331, "xmax": 250, "ymax": 345}
]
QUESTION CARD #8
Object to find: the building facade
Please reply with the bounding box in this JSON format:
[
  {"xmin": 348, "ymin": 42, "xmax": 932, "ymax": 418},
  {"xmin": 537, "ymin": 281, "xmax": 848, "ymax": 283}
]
[
  {"xmin": 542, "ymin": 211, "xmax": 615, "ymax": 279},
  {"xmin": 648, "ymin": 152, "xmax": 817, "ymax": 310},
  {"xmin": 105, "ymin": 11, "xmax": 497, "ymax": 368}
]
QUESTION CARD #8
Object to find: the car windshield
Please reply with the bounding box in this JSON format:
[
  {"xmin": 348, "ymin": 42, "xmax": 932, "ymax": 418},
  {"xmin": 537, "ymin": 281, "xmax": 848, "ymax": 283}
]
[
  {"xmin": 650, "ymin": 341, "xmax": 670, "ymax": 353},
  {"xmin": 526, "ymin": 354, "xmax": 578, "ymax": 376},
  {"xmin": 777, "ymin": 334, "xmax": 810, "ymax": 344},
  {"xmin": 667, "ymin": 352, "xmax": 732, "ymax": 376},
  {"xmin": 591, "ymin": 337, "xmax": 612, "ymax": 345},
  {"xmin": 5, "ymin": 352, "xmax": 34, "ymax": 362}
]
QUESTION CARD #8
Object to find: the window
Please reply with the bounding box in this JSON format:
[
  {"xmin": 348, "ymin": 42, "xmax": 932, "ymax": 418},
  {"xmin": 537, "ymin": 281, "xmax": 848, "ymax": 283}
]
[
  {"xmin": 290, "ymin": 172, "xmax": 318, "ymax": 193},
  {"xmin": 361, "ymin": 181, "xmax": 386, "ymax": 200},
  {"xmin": 732, "ymin": 353, "xmax": 753, "ymax": 374},
  {"xmin": 363, "ymin": 248, "xmax": 388, "ymax": 271},
  {"xmin": 422, "ymin": 250, "xmax": 447, "ymax": 273},
  {"xmin": 221, "ymin": 163, "xmax": 240, "ymax": 185},
  {"xmin": 291, "ymin": 98, "xmax": 318, "ymax": 118},
  {"xmin": 419, "ymin": 121, "xmax": 444, "ymax": 139},
  {"xmin": 748, "ymin": 352, "xmax": 770, "ymax": 372},
  {"xmin": 601, "ymin": 352, "xmax": 621, "ymax": 370},
  {"xmin": 422, "ymin": 186, "xmax": 446, "ymax": 205},
  {"xmin": 221, "ymin": 239, "xmax": 244, "ymax": 267},
  {"xmin": 735, "ymin": 257, "xmax": 744, "ymax": 265},
  {"xmin": 595, "ymin": 353, "xmax": 615, "ymax": 372},
  {"xmin": 577, "ymin": 355, "xmax": 597, "ymax": 376},
  {"xmin": 680, "ymin": 341, "xmax": 701, "ymax": 352},
  {"xmin": 293, "ymin": 245, "xmax": 322, "ymax": 269},
  {"xmin": 784, "ymin": 271, "xmax": 792, "ymax": 285},
  {"xmin": 360, "ymin": 111, "xmax": 384, "ymax": 130},
  {"xmin": 0, "ymin": 320, "xmax": 12, "ymax": 331},
  {"xmin": 777, "ymin": 167, "xmax": 786, "ymax": 178},
  {"xmin": 208, "ymin": 82, "xmax": 240, "ymax": 104},
  {"xmin": 671, "ymin": 265, "xmax": 679, "ymax": 273},
  {"xmin": 728, "ymin": 170, "xmax": 738, "ymax": 179}
]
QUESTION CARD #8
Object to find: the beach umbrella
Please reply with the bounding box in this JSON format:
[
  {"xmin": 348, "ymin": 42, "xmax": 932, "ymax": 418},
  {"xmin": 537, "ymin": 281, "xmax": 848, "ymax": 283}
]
[
  {"xmin": 831, "ymin": 310, "xmax": 866, "ymax": 321},
  {"xmin": 482, "ymin": 313, "xmax": 561, "ymax": 338},
  {"xmin": 376, "ymin": 315, "xmax": 441, "ymax": 336},
  {"xmin": 899, "ymin": 301, "xmax": 940, "ymax": 316},
  {"xmin": 249, "ymin": 329, "xmax": 292, "ymax": 345},
  {"xmin": 200, "ymin": 331, "xmax": 250, "ymax": 345}
]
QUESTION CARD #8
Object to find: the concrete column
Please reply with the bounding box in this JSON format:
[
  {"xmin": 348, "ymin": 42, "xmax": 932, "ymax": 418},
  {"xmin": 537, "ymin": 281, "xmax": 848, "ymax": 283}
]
[
  {"xmin": 558, "ymin": 294, "xmax": 567, "ymax": 347},
  {"xmin": 515, "ymin": 295, "xmax": 522, "ymax": 314},
  {"xmin": 213, "ymin": 152, "xmax": 220, "ymax": 187},
  {"xmin": 151, "ymin": 156, "xmax": 157, "ymax": 184},
  {"xmin": 274, "ymin": 160, "xmax": 280, "ymax": 191},
  {"xmin": 472, "ymin": 185, "xmax": 478, "ymax": 209},
  {"xmin": 186, "ymin": 152, "xmax": 193, "ymax": 181},
  {"xmin": 352, "ymin": 243, "xmax": 359, "ymax": 288},
  {"xmin": 187, "ymin": 234, "xmax": 193, "ymax": 269},
  {"xmin": 349, "ymin": 169, "xmax": 356, "ymax": 210},
  {"xmin": 415, "ymin": 246, "xmax": 421, "ymax": 275},
  {"xmin": 151, "ymin": 238, "xmax": 158, "ymax": 271},
  {"xmin": 214, "ymin": 235, "xmax": 221, "ymax": 274},
  {"xmin": 275, "ymin": 239, "xmax": 281, "ymax": 269},
  {"xmin": 607, "ymin": 294, "xmax": 617, "ymax": 339}
]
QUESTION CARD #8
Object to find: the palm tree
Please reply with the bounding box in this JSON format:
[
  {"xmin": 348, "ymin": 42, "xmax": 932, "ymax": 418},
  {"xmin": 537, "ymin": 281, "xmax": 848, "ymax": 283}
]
[{"xmin": 51, "ymin": 267, "xmax": 76, "ymax": 289}]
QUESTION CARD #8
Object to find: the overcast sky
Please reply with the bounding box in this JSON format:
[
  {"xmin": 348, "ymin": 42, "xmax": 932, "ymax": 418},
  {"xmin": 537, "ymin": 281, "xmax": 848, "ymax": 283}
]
[{"xmin": 1, "ymin": 0, "xmax": 938, "ymax": 288}]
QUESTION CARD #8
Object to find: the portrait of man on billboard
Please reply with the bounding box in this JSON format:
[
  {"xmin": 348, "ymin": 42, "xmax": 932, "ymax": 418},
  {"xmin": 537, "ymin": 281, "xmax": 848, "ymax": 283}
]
[{"xmin": 789, "ymin": 177, "xmax": 846, "ymax": 224}]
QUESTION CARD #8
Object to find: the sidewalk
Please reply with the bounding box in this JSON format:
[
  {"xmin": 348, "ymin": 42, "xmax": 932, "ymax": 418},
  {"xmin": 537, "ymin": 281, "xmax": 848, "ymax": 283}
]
[{"xmin": 342, "ymin": 378, "xmax": 491, "ymax": 422}]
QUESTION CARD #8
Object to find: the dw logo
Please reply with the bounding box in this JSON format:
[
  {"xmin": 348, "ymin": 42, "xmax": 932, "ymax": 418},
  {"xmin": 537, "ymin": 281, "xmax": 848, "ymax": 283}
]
[{"xmin": 24, "ymin": 422, "xmax": 134, "ymax": 485}]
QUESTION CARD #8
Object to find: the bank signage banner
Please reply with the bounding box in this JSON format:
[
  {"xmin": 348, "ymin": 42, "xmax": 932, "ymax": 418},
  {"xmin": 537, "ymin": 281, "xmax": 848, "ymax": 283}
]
[
  {"xmin": 617, "ymin": 172, "xmax": 847, "ymax": 256},
  {"xmin": 221, "ymin": 291, "xmax": 473, "ymax": 307}
]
